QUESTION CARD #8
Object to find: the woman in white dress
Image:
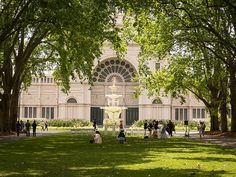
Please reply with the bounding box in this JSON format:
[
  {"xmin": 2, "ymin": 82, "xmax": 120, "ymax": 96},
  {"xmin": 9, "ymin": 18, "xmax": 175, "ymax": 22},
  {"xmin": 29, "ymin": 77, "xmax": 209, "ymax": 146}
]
[
  {"xmin": 94, "ymin": 131, "xmax": 102, "ymax": 144},
  {"xmin": 159, "ymin": 123, "xmax": 169, "ymax": 139}
]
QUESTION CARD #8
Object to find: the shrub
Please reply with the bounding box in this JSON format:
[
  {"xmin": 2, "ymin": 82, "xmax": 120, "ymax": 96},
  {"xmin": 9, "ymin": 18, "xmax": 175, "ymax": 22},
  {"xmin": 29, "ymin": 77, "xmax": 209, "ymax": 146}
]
[
  {"xmin": 132, "ymin": 120, "xmax": 144, "ymax": 128},
  {"xmin": 47, "ymin": 119, "xmax": 91, "ymax": 127}
]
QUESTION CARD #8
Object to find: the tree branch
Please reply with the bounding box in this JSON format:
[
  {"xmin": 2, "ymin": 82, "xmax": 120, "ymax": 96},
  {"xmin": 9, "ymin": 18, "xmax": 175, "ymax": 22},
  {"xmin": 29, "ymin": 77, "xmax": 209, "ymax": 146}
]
[{"xmin": 0, "ymin": 0, "xmax": 33, "ymax": 45}]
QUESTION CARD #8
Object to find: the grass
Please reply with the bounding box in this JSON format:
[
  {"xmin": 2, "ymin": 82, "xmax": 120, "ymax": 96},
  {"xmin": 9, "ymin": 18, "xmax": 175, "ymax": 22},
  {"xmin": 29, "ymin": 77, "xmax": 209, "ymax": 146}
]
[{"xmin": 0, "ymin": 132, "xmax": 235, "ymax": 177}]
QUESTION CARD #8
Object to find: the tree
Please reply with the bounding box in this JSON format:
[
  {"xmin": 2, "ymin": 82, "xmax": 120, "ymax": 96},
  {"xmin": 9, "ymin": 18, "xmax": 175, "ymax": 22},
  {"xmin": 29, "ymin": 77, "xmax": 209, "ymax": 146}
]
[
  {"xmin": 137, "ymin": 48, "xmax": 228, "ymax": 131},
  {"xmin": 0, "ymin": 0, "xmax": 128, "ymax": 132},
  {"xmin": 125, "ymin": 0, "xmax": 235, "ymax": 131}
]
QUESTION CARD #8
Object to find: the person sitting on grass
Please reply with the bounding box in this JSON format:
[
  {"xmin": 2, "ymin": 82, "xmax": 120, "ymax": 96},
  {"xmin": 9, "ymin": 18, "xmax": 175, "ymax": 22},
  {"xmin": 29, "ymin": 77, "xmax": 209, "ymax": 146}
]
[
  {"xmin": 94, "ymin": 131, "xmax": 102, "ymax": 144},
  {"xmin": 117, "ymin": 130, "xmax": 126, "ymax": 144}
]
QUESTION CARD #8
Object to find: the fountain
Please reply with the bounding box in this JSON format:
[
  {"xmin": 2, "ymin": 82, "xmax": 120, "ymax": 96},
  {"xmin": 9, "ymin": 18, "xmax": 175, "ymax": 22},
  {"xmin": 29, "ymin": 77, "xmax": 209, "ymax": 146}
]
[{"xmin": 101, "ymin": 77, "xmax": 127, "ymax": 135}]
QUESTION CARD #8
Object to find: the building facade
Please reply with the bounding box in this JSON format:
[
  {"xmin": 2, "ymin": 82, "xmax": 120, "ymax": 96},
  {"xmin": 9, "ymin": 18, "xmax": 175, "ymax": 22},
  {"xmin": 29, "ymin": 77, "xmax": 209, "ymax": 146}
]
[{"xmin": 19, "ymin": 45, "xmax": 207, "ymax": 125}]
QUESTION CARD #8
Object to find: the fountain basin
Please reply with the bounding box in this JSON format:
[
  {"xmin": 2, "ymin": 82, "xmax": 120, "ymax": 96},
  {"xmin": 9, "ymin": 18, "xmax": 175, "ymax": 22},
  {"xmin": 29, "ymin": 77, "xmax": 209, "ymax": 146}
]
[
  {"xmin": 101, "ymin": 106, "xmax": 127, "ymax": 112},
  {"xmin": 105, "ymin": 94, "xmax": 122, "ymax": 99}
]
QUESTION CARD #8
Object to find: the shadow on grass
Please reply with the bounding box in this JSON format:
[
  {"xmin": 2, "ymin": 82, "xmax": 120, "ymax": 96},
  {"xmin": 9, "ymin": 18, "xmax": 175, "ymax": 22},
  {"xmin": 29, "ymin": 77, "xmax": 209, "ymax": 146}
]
[
  {"xmin": 0, "ymin": 164, "xmax": 230, "ymax": 177},
  {"xmin": 0, "ymin": 133, "xmax": 235, "ymax": 177}
]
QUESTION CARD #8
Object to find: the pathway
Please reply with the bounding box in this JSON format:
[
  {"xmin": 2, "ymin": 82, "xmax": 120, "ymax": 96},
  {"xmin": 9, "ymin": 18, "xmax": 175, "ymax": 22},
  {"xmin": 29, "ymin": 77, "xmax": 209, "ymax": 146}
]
[
  {"xmin": 187, "ymin": 132, "xmax": 236, "ymax": 148},
  {"xmin": 0, "ymin": 130, "xmax": 68, "ymax": 143}
]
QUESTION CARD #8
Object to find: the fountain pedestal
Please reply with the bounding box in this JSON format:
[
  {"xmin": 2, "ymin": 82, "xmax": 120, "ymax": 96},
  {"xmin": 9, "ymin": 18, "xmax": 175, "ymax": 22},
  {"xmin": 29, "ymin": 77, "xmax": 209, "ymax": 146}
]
[{"xmin": 101, "ymin": 78, "xmax": 127, "ymax": 135}]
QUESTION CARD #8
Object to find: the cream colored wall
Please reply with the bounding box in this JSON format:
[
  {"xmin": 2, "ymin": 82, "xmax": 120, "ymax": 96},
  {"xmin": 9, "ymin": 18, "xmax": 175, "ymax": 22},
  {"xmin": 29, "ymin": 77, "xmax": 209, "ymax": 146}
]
[
  {"xmin": 57, "ymin": 82, "xmax": 91, "ymax": 121},
  {"xmin": 20, "ymin": 80, "xmax": 91, "ymax": 121},
  {"xmin": 19, "ymin": 44, "xmax": 207, "ymax": 123}
]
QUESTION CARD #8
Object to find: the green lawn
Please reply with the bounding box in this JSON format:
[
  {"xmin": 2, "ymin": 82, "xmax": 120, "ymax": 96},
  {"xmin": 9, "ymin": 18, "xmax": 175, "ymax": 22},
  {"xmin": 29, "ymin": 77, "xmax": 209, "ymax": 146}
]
[{"xmin": 0, "ymin": 132, "xmax": 235, "ymax": 177}]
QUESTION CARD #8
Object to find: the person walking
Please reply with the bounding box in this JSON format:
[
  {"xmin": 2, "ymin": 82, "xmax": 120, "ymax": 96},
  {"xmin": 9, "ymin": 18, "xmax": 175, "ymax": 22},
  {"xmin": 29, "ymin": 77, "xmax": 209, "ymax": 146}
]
[
  {"xmin": 32, "ymin": 120, "xmax": 37, "ymax": 136},
  {"xmin": 197, "ymin": 121, "xmax": 205, "ymax": 139}
]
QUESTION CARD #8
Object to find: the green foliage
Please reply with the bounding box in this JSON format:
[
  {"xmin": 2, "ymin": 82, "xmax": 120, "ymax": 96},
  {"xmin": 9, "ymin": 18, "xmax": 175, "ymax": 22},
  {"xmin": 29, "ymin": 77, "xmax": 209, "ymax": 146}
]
[
  {"xmin": 47, "ymin": 119, "xmax": 91, "ymax": 127},
  {"xmin": 124, "ymin": 0, "xmax": 231, "ymax": 131},
  {"xmin": 132, "ymin": 120, "xmax": 144, "ymax": 128},
  {"xmin": 0, "ymin": 0, "xmax": 138, "ymax": 131}
]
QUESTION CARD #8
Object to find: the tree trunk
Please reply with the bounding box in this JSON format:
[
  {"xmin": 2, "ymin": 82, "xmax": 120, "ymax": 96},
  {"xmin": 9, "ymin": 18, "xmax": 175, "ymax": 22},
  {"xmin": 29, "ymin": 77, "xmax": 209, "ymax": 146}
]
[
  {"xmin": 0, "ymin": 90, "xmax": 20, "ymax": 133},
  {"xmin": 209, "ymin": 107, "xmax": 219, "ymax": 131},
  {"xmin": 1, "ymin": 93, "xmax": 11, "ymax": 132},
  {"xmin": 220, "ymin": 96, "xmax": 228, "ymax": 132},
  {"xmin": 10, "ymin": 89, "xmax": 20, "ymax": 131},
  {"xmin": 229, "ymin": 69, "xmax": 236, "ymax": 132},
  {"xmin": 0, "ymin": 103, "xmax": 4, "ymax": 132}
]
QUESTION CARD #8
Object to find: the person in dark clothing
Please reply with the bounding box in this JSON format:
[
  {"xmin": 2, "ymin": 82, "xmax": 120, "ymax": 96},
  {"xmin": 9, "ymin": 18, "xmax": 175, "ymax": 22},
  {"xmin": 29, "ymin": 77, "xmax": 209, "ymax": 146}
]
[
  {"xmin": 118, "ymin": 130, "xmax": 126, "ymax": 144},
  {"xmin": 93, "ymin": 120, "xmax": 97, "ymax": 131},
  {"xmin": 144, "ymin": 120, "xmax": 148, "ymax": 137},
  {"xmin": 25, "ymin": 120, "xmax": 31, "ymax": 136},
  {"xmin": 45, "ymin": 121, "xmax": 48, "ymax": 131},
  {"xmin": 148, "ymin": 121, "xmax": 153, "ymax": 137},
  {"xmin": 16, "ymin": 121, "xmax": 21, "ymax": 136},
  {"xmin": 20, "ymin": 120, "xmax": 24, "ymax": 133},
  {"xmin": 119, "ymin": 120, "xmax": 124, "ymax": 130},
  {"xmin": 154, "ymin": 120, "xmax": 159, "ymax": 130},
  {"xmin": 32, "ymin": 120, "xmax": 37, "ymax": 136},
  {"xmin": 153, "ymin": 120, "xmax": 159, "ymax": 138},
  {"xmin": 167, "ymin": 120, "xmax": 174, "ymax": 137}
]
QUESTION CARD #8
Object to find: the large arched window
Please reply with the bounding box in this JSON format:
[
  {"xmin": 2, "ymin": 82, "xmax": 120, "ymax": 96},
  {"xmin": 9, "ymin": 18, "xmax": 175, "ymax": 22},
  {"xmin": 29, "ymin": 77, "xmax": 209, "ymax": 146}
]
[
  {"xmin": 152, "ymin": 98, "xmax": 162, "ymax": 104},
  {"xmin": 67, "ymin": 98, "xmax": 77, "ymax": 103},
  {"xmin": 92, "ymin": 58, "xmax": 137, "ymax": 82}
]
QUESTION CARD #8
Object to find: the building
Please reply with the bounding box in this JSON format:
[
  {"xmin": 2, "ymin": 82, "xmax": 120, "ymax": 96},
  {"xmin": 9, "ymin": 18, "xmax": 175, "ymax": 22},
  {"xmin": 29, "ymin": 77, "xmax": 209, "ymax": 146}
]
[{"xmin": 19, "ymin": 44, "xmax": 207, "ymax": 126}]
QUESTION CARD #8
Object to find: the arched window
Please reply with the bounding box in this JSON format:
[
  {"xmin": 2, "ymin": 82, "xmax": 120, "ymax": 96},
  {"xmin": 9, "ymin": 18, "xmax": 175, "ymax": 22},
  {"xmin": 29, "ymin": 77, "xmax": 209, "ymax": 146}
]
[
  {"xmin": 67, "ymin": 98, "xmax": 77, "ymax": 103},
  {"xmin": 107, "ymin": 75, "xmax": 123, "ymax": 83},
  {"xmin": 152, "ymin": 98, "xmax": 162, "ymax": 104},
  {"xmin": 92, "ymin": 58, "xmax": 137, "ymax": 82}
]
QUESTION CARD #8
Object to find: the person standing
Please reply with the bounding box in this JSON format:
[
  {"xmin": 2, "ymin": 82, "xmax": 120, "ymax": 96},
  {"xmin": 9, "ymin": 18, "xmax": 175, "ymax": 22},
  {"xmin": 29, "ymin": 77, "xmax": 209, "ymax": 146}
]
[
  {"xmin": 93, "ymin": 120, "xmax": 97, "ymax": 131},
  {"xmin": 16, "ymin": 121, "xmax": 21, "ymax": 136},
  {"xmin": 167, "ymin": 120, "xmax": 174, "ymax": 137},
  {"xmin": 198, "ymin": 121, "xmax": 206, "ymax": 138},
  {"xmin": 32, "ymin": 120, "xmax": 37, "ymax": 136},
  {"xmin": 148, "ymin": 121, "xmax": 153, "ymax": 137},
  {"xmin": 202, "ymin": 121, "xmax": 206, "ymax": 136},
  {"xmin": 45, "ymin": 121, "xmax": 48, "ymax": 131},
  {"xmin": 144, "ymin": 120, "xmax": 148, "ymax": 137},
  {"xmin": 119, "ymin": 120, "xmax": 124, "ymax": 130},
  {"xmin": 154, "ymin": 120, "xmax": 159, "ymax": 131},
  {"xmin": 25, "ymin": 120, "xmax": 31, "ymax": 136},
  {"xmin": 20, "ymin": 120, "xmax": 24, "ymax": 133}
]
